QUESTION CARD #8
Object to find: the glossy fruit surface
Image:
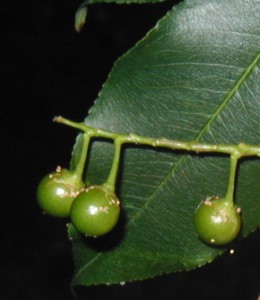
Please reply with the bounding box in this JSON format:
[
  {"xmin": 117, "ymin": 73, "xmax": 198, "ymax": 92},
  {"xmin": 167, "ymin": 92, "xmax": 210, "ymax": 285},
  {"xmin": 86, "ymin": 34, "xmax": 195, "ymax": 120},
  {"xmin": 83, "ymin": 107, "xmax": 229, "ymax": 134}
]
[
  {"xmin": 70, "ymin": 185, "xmax": 120, "ymax": 237},
  {"xmin": 193, "ymin": 197, "xmax": 241, "ymax": 245},
  {"xmin": 37, "ymin": 167, "xmax": 84, "ymax": 218}
]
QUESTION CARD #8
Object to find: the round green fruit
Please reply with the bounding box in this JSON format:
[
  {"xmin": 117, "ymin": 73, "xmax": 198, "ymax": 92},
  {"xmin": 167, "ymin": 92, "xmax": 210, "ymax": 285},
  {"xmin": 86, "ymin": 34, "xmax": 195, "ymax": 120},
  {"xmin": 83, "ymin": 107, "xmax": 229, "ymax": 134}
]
[
  {"xmin": 37, "ymin": 167, "xmax": 84, "ymax": 218},
  {"xmin": 70, "ymin": 185, "xmax": 120, "ymax": 237},
  {"xmin": 193, "ymin": 196, "xmax": 241, "ymax": 245}
]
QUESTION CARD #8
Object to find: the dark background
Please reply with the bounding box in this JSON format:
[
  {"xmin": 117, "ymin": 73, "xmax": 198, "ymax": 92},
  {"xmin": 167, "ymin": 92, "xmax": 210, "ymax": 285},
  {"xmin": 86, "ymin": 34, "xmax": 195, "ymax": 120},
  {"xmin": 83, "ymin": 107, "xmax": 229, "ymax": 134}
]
[{"xmin": 1, "ymin": 0, "xmax": 259, "ymax": 299}]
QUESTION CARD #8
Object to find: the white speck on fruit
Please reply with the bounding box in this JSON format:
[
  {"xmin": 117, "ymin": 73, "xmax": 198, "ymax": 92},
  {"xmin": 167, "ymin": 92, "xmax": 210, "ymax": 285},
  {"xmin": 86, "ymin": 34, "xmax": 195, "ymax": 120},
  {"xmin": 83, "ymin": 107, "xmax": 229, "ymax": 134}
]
[
  {"xmin": 109, "ymin": 198, "xmax": 119, "ymax": 206},
  {"xmin": 99, "ymin": 206, "xmax": 109, "ymax": 213},
  {"xmin": 210, "ymin": 239, "xmax": 215, "ymax": 243},
  {"xmin": 229, "ymin": 249, "xmax": 235, "ymax": 254},
  {"xmin": 120, "ymin": 282, "xmax": 126, "ymax": 286}
]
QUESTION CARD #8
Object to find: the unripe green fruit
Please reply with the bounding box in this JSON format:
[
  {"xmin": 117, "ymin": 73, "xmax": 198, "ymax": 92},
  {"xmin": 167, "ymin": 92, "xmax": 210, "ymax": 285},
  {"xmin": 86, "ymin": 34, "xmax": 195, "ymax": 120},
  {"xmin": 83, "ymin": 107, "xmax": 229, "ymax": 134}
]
[
  {"xmin": 194, "ymin": 196, "xmax": 241, "ymax": 245},
  {"xmin": 70, "ymin": 185, "xmax": 120, "ymax": 237},
  {"xmin": 37, "ymin": 167, "xmax": 84, "ymax": 218}
]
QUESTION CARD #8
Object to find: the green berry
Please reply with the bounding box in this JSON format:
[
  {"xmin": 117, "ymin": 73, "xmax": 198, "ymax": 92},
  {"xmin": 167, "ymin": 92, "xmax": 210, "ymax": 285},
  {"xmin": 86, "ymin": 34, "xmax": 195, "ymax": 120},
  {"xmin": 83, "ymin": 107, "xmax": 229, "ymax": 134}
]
[
  {"xmin": 37, "ymin": 167, "xmax": 84, "ymax": 218},
  {"xmin": 70, "ymin": 185, "xmax": 120, "ymax": 237},
  {"xmin": 194, "ymin": 196, "xmax": 241, "ymax": 245}
]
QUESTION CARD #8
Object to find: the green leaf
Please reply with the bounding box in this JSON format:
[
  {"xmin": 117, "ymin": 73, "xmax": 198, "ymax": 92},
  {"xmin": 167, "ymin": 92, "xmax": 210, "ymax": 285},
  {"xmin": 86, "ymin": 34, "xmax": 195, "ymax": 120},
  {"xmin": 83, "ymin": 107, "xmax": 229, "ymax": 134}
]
[{"xmin": 69, "ymin": 0, "xmax": 260, "ymax": 286}]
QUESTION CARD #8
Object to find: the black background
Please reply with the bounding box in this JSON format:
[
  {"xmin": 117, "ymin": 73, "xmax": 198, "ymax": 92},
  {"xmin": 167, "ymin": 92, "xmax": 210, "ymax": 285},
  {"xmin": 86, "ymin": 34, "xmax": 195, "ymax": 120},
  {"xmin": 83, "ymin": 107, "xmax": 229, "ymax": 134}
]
[{"xmin": 1, "ymin": 0, "xmax": 260, "ymax": 299}]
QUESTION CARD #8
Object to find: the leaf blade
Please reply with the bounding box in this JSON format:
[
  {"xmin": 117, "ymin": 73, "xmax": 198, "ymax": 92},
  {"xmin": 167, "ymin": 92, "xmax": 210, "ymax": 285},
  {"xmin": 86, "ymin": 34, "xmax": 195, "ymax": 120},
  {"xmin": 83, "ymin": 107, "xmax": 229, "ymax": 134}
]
[{"xmin": 70, "ymin": 0, "xmax": 260, "ymax": 285}]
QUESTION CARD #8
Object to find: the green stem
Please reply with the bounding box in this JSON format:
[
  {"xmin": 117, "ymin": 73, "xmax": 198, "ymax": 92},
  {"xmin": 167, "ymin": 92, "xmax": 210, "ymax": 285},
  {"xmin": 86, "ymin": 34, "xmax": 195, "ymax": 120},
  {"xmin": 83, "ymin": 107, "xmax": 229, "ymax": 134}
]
[
  {"xmin": 104, "ymin": 138, "xmax": 123, "ymax": 192},
  {"xmin": 72, "ymin": 132, "xmax": 92, "ymax": 186},
  {"xmin": 54, "ymin": 116, "xmax": 260, "ymax": 158},
  {"xmin": 225, "ymin": 154, "xmax": 240, "ymax": 204}
]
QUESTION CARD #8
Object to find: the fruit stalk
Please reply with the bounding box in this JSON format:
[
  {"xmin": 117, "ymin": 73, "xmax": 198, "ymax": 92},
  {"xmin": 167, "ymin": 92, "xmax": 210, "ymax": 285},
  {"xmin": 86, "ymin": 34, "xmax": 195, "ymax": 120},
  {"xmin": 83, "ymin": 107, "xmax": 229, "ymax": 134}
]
[
  {"xmin": 71, "ymin": 132, "xmax": 92, "ymax": 186},
  {"xmin": 104, "ymin": 138, "xmax": 123, "ymax": 192},
  {"xmin": 225, "ymin": 154, "xmax": 240, "ymax": 203}
]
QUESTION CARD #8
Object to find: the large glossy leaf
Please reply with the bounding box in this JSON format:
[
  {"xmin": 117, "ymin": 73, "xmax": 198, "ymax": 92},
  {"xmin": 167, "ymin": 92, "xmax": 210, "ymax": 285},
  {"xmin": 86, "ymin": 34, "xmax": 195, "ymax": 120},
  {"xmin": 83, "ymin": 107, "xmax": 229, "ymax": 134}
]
[{"xmin": 69, "ymin": 0, "xmax": 260, "ymax": 286}]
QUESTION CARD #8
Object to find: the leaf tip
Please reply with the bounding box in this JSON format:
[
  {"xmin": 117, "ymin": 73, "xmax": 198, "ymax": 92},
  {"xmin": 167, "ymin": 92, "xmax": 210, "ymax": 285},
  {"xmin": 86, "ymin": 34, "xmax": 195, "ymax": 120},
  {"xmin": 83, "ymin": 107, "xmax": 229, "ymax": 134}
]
[{"xmin": 75, "ymin": 6, "xmax": 88, "ymax": 33}]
